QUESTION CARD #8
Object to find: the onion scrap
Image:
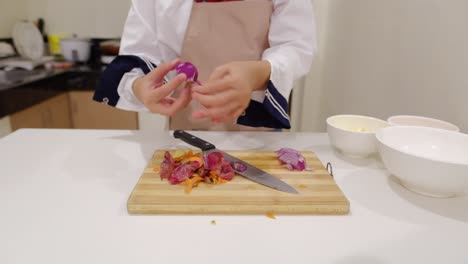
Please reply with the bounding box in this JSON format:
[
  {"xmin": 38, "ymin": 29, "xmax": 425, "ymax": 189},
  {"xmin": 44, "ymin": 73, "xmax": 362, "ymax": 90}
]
[{"xmin": 158, "ymin": 150, "xmax": 235, "ymax": 193}]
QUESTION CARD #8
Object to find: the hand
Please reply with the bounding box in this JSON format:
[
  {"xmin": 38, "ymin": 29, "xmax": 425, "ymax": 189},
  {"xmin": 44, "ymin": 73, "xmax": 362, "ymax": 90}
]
[
  {"xmin": 133, "ymin": 59, "xmax": 192, "ymax": 116},
  {"xmin": 191, "ymin": 61, "xmax": 271, "ymax": 122}
]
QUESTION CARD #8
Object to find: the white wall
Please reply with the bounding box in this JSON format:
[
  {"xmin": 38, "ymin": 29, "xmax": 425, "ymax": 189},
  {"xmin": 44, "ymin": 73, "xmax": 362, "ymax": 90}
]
[
  {"xmin": 0, "ymin": 0, "xmax": 27, "ymax": 38},
  {"xmin": 25, "ymin": 0, "xmax": 131, "ymax": 38},
  {"xmin": 0, "ymin": 0, "xmax": 129, "ymax": 38},
  {"xmin": 293, "ymin": 0, "xmax": 329, "ymax": 132},
  {"xmin": 302, "ymin": 0, "xmax": 468, "ymax": 133}
]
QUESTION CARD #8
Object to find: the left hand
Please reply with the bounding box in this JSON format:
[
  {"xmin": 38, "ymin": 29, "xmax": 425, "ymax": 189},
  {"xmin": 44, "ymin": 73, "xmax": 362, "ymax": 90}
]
[{"xmin": 191, "ymin": 61, "xmax": 271, "ymax": 122}]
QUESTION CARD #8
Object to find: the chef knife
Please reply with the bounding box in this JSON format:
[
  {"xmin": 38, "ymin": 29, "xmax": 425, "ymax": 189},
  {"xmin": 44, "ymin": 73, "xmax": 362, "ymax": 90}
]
[{"xmin": 173, "ymin": 130, "xmax": 298, "ymax": 194}]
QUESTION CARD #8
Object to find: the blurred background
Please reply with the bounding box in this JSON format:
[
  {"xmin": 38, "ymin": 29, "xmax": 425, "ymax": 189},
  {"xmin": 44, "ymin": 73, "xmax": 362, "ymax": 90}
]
[{"xmin": 0, "ymin": 0, "xmax": 467, "ymax": 138}]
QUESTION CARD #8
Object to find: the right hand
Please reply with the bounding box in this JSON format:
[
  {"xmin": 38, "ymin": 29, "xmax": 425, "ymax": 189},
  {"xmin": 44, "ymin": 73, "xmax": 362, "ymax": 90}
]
[{"xmin": 132, "ymin": 59, "xmax": 191, "ymax": 116}]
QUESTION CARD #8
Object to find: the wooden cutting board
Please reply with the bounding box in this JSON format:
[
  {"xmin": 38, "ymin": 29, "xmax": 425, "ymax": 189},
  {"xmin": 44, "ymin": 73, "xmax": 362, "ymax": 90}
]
[{"xmin": 127, "ymin": 150, "xmax": 350, "ymax": 215}]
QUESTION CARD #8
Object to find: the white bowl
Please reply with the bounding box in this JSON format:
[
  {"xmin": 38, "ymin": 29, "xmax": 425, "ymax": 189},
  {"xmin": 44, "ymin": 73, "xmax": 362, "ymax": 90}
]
[
  {"xmin": 388, "ymin": 115, "xmax": 460, "ymax": 132},
  {"xmin": 376, "ymin": 126, "xmax": 468, "ymax": 198},
  {"xmin": 327, "ymin": 115, "xmax": 390, "ymax": 158}
]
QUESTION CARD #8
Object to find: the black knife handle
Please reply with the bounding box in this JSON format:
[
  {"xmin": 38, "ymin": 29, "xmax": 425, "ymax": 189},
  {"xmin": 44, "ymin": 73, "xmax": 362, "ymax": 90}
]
[{"xmin": 173, "ymin": 130, "xmax": 216, "ymax": 151}]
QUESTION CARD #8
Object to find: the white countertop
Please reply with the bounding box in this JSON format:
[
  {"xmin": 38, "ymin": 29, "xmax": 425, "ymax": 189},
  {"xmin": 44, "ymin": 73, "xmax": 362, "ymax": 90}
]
[{"xmin": 1, "ymin": 129, "xmax": 467, "ymax": 264}]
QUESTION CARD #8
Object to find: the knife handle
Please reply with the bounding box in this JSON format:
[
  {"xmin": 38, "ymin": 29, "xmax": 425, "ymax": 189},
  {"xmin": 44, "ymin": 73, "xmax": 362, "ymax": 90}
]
[{"xmin": 173, "ymin": 130, "xmax": 216, "ymax": 151}]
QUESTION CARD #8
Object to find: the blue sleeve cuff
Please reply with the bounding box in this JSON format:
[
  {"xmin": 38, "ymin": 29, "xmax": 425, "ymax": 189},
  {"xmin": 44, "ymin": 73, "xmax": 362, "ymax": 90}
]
[
  {"xmin": 237, "ymin": 81, "xmax": 291, "ymax": 129},
  {"xmin": 93, "ymin": 55, "xmax": 155, "ymax": 106}
]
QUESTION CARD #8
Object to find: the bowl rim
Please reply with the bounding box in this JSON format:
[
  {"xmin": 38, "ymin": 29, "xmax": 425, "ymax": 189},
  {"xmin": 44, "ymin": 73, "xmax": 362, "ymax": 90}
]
[
  {"xmin": 376, "ymin": 126, "xmax": 468, "ymax": 166},
  {"xmin": 326, "ymin": 114, "xmax": 390, "ymax": 134},
  {"xmin": 387, "ymin": 115, "xmax": 460, "ymax": 132}
]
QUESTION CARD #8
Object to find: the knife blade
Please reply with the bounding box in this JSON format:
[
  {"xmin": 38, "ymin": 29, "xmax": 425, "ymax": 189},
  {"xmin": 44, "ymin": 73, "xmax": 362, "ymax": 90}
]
[{"xmin": 173, "ymin": 130, "xmax": 298, "ymax": 194}]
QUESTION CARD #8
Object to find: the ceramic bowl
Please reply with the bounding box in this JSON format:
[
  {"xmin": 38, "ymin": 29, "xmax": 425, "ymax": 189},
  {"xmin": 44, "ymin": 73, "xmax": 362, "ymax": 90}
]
[
  {"xmin": 387, "ymin": 115, "xmax": 459, "ymax": 132},
  {"xmin": 376, "ymin": 126, "xmax": 468, "ymax": 197},
  {"xmin": 327, "ymin": 115, "xmax": 390, "ymax": 158}
]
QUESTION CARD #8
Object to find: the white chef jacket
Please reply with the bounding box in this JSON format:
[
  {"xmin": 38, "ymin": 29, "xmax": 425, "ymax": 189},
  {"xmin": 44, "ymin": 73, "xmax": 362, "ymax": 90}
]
[{"xmin": 93, "ymin": 0, "xmax": 317, "ymax": 129}]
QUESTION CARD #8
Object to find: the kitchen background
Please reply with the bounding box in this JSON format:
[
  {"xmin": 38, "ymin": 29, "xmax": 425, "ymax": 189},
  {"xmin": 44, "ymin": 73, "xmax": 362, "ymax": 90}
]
[{"xmin": 1, "ymin": 0, "xmax": 467, "ymax": 137}]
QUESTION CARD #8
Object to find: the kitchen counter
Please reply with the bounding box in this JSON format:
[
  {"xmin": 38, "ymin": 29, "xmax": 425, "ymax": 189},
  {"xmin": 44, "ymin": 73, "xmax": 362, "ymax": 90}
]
[
  {"xmin": 1, "ymin": 129, "xmax": 467, "ymax": 263},
  {"xmin": 0, "ymin": 66, "xmax": 102, "ymax": 119}
]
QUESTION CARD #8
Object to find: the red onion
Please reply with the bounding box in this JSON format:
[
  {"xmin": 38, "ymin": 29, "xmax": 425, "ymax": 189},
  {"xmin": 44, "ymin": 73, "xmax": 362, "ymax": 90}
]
[
  {"xmin": 275, "ymin": 148, "xmax": 310, "ymax": 171},
  {"xmin": 175, "ymin": 62, "xmax": 200, "ymax": 84}
]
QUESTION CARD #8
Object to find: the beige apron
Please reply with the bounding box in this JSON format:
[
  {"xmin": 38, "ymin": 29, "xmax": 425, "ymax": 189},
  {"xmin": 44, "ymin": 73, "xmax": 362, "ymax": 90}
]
[{"xmin": 170, "ymin": 0, "xmax": 274, "ymax": 131}]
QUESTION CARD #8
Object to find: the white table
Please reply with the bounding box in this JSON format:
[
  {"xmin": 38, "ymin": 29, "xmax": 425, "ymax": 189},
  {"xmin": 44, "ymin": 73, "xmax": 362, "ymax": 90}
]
[{"xmin": 1, "ymin": 129, "xmax": 467, "ymax": 264}]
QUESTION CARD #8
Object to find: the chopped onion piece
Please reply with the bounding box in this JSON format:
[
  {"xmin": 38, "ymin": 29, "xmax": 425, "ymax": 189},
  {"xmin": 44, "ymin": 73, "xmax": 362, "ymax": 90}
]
[
  {"xmin": 275, "ymin": 148, "xmax": 311, "ymax": 171},
  {"xmin": 231, "ymin": 161, "xmax": 247, "ymax": 172}
]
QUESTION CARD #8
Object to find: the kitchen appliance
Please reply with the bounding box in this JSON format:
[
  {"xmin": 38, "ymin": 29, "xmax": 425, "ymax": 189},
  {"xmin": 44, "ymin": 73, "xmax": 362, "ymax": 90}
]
[
  {"xmin": 60, "ymin": 38, "xmax": 91, "ymax": 63},
  {"xmin": 127, "ymin": 149, "xmax": 350, "ymax": 215}
]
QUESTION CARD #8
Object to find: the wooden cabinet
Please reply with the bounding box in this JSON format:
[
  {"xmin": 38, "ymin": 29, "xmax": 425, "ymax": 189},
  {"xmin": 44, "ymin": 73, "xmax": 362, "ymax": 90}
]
[
  {"xmin": 9, "ymin": 91, "xmax": 138, "ymax": 131},
  {"xmin": 10, "ymin": 93, "xmax": 72, "ymax": 130},
  {"xmin": 68, "ymin": 91, "xmax": 138, "ymax": 129}
]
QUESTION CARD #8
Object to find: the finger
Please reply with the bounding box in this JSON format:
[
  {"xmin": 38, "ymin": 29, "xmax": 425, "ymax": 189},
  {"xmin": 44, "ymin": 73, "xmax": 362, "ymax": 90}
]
[
  {"xmin": 211, "ymin": 117, "xmax": 223, "ymax": 123},
  {"xmin": 147, "ymin": 59, "xmax": 181, "ymax": 83},
  {"xmin": 169, "ymin": 87, "xmax": 192, "ymax": 113},
  {"xmin": 160, "ymin": 87, "xmax": 192, "ymax": 116},
  {"xmin": 207, "ymin": 65, "xmax": 230, "ymax": 82},
  {"xmin": 159, "ymin": 97, "xmax": 175, "ymax": 105},
  {"xmin": 192, "ymin": 78, "xmax": 231, "ymax": 95},
  {"xmin": 192, "ymin": 101, "xmax": 238, "ymax": 120},
  {"xmin": 217, "ymin": 108, "xmax": 244, "ymax": 123},
  {"xmin": 148, "ymin": 73, "xmax": 187, "ymax": 101},
  {"xmin": 210, "ymin": 104, "xmax": 245, "ymax": 123},
  {"xmin": 192, "ymin": 110, "xmax": 208, "ymax": 119},
  {"xmin": 185, "ymin": 82, "xmax": 193, "ymax": 90},
  {"xmin": 147, "ymin": 97, "xmax": 176, "ymax": 113},
  {"xmin": 148, "ymin": 100, "xmax": 173, "ymax": 115},
  {"xmin": 192, "ymin": 90, "xmax": 233, "ymax": 108}
]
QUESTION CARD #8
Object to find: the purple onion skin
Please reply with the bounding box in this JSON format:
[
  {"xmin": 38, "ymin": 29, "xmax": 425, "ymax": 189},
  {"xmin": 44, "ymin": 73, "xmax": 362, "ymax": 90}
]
[{"xmin": 175, "ymin": 62, "xmax": 199, "ymax": 82}]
